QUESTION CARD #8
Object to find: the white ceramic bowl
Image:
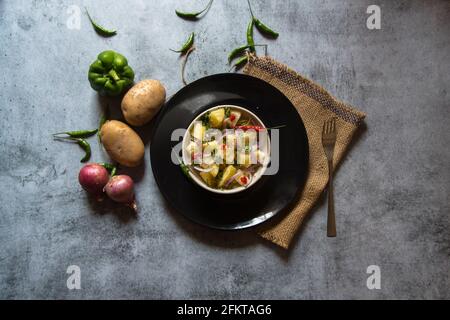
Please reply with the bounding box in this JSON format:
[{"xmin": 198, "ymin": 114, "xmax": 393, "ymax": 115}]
[{"xmin": 182, "ymin": 105, "xmax": 270, "ymax": 194}]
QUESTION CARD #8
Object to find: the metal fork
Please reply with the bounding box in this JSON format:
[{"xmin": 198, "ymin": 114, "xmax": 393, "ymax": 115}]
[{"xmin": 322, "ymin": 117, "xmax": 337, "ymax": 237}]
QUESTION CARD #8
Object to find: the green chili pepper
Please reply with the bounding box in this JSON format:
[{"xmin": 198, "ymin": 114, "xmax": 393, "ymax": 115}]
[
  {"xmin": 246, "ymin": 20, "xmax": 255, "ymax": 52},
  {"xmin": 228, "ymin": 44, "xmax": 267, "ymax": 63},
  {"xmin": 88, "ymin": 50, "xmax": 135, "ymax": 96},
  {"xmin": 85, "ymin": 8, "xmax": 117, "ymax": 37},
  {"xmin": 99, "ymin": 162, "xmax": 117, "ymax": 176},
  {"xmin": 175, "ymin": 0, "xmax": 213, "ymax": 19},
  {"xmin": 254, "ymin": 18, "xmax": 279, "ymax": 38},
  {"xmin": 77, "ymin": 139, "xmax": 91, "ymax": 162},
  {"xmin": 53, "ymin": 137, "xmax": 91, "ymax": 162},
  {"xmin": 247, "ymin": 0, "xmax": 279, "ymax": 38},
  {"xmin": 234, "ymin": 55, "xmax": 249, "ymax": 68},
  {"xmin": 52, "ymin": 129, "xmax": 98, "ymax": 139},
  {"xmin": 170, "ymin": 32, "xmax": 195, "ymax": 54}
]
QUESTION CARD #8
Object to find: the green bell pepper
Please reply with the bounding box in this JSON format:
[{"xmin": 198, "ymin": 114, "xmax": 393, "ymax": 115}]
[{"xmin": 88, "ymin": 50, "xmax": 135, "ymax": 96}]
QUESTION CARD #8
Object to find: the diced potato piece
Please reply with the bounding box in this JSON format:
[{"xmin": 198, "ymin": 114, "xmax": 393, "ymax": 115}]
[
  {"xmin": 199, "ymin": 172, "xmax": 215, "ymax": 187},
  {"xmin": 192, "ymin": 121, "xmax": 205, "ymax": 141},
  {"xmin": 210, "ymin": 164, "xmax": 219, "ymax": 177},
  {"xmin": 218, "ymin": 165, "xmax": 237, "ymax": 188},
  {"xmin": 209, "ymin": 108, "xmax": 225, "ymax": 128}
]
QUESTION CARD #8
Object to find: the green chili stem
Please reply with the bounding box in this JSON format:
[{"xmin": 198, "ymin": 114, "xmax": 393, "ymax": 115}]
[
  {"xmin": 99, "ymin": 162, "xmax": 117, "ymax": 176},
  {"xmin": 247, "ymin": 0, "xmax": 255, "ymax": 18},
  {"xmin": 181, "ymin": 46, "xmax": 195, "ymax": 85}
]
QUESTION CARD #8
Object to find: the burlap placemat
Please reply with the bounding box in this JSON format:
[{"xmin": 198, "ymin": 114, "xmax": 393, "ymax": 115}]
[{"xmin": 243, "ymin": 54, "xmax": 366, "ymax": 249}]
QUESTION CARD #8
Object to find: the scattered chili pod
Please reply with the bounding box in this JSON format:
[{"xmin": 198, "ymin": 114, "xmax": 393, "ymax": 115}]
[
  {"xmin": 53, "ymin": 137, "xmax": 92, "ymax": 162},
  {"xmin": 247, "ymin": 0, "xmax": 279, "ymax": 38},
  {"xmin": 234, "ymin": 55, "xmax": 249, "ymax": 68},
  {"xmin": 170, "ymin": 32, "xmax": 195, "ymax": 54},
  {"xmin": 52, "ymin": 129, "xmax": 98, "ymax": 139},
  {"xmin": 76, "ymin": 139, "xmax": 92, "ymax": 162},
  {"xmin": 85, "ymin": 8, "xmax": 117, "ymax": 37},
  {"xmin": 175, "ymin": 0, "xmax": 213, "ymax": 20},
  {"xmin": 254, "ymin": 18, "xmax": 279, "ymax": 38},
  {"xmin": 99, "ymin": 162, "xmax": 117, "ymax": 177},
  {"xmin": 228, "ymin": 44, "xmax": 267, "ymax": 63},
  {"xmin": 246, "ymin": 20, "xmax": 255, "ymax": 52}
]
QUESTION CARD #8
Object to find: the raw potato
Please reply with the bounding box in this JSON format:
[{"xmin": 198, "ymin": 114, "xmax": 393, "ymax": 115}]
[
  {"xmin": 100, "ymin": 120, "xmax": 144, "ymax": 167},
  {"xmin": 209, "ymin": 108, "xmax": 225, "ymax": 128},
  {"xmin": 121, "ymin": 79, "xmax": 166, "ymax": 126}
]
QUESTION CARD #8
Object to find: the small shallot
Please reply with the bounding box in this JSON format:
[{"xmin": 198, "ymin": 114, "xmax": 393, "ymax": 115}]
[{"xmin": 104, "ymin": 175, "xmax": 137, "ymax": 212}]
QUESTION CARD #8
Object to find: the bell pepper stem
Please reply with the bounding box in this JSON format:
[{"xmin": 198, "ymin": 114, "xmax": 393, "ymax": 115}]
[{"xmin": 108, "ymin": 69, "xmax": 120, "ymax": 82}]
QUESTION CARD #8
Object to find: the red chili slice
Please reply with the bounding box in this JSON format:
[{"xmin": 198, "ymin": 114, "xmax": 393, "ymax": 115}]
[
  {"xmin": 230, "ymin": 114, "xmax": 236, "ymax": 121},
  {"xmin": 240, "ymin": 176, "xmax": 248, "ymax": 184},
  {"xmin": 235, "ymin": 125, "xmax": 264, "ymax": 131}
]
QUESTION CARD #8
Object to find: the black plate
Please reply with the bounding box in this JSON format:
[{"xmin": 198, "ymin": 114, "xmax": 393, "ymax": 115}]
[{"xmin": 150, "ymin": 73, "xmax": 308, "ymax": 230}]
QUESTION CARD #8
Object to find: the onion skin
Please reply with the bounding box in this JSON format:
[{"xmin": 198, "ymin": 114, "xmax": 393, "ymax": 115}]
[
  {"xmin": 104, "ymin": 175, "xmax": 137, "ymax": 212},
  {"xmin": 78, "ymin": 163, "xmax": 110, "ymax": 197}
]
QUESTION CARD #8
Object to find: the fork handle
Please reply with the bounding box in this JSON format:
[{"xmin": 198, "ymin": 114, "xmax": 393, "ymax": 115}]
[{"xmin": 327, "ymin": 159, "xmax": 336, "ymax": 237}]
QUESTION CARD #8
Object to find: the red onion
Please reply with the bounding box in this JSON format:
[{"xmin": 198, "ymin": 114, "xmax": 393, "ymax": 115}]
[
  {"xmin": 78, "ymin": 163, "xmax": 110, "ymax": 198},
  {"xmin": 224, "ymin": 170, "xmax": 243, "ymax": 187},
  {"xmin": 104, "ymin": 175, "xmax": 137, "ymax": 212}
]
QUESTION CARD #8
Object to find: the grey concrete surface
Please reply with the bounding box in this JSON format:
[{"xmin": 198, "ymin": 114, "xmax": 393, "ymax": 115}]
[{"xmin": 0, "ymin": 0, "xmax": 449, "ymax": 299}]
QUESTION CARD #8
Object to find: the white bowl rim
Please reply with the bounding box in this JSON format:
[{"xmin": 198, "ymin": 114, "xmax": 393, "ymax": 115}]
[{"xmin": 182, "ymin": 105, "xmax": 271, "ymax": 194}]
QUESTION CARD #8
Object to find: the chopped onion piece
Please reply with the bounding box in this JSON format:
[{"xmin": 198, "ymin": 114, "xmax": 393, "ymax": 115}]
[
  {"xmin": 224, "ymin": 170, "xmax": 243, "ymax": 188},
  {"xmin": 193, "ymin": 166, "xmax": 213, "ymax": 173}
]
